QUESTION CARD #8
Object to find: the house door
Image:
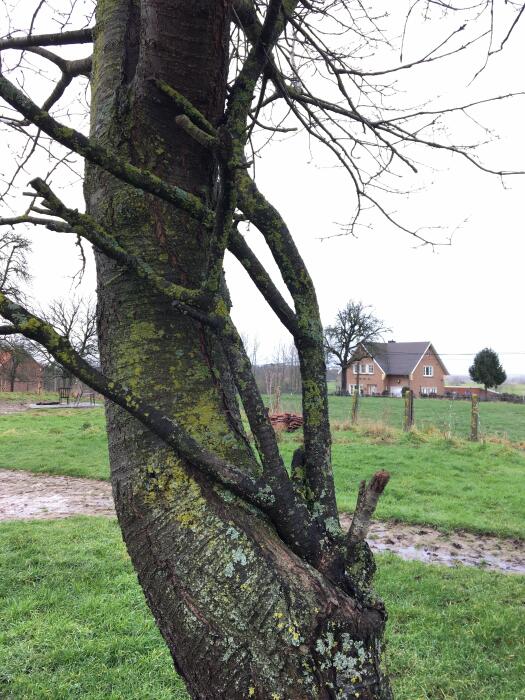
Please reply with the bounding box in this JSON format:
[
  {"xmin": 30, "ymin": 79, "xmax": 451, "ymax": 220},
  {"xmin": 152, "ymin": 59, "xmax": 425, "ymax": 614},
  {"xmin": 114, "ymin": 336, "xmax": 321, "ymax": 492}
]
[{"xmin": 390, "ymin": 386, "xmax": 402, "ymax": 397}]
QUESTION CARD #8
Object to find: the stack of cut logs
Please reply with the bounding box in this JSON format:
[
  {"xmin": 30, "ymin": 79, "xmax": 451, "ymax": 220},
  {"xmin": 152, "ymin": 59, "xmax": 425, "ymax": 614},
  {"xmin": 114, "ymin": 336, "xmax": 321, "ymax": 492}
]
[{"xmin": 269, "ymin": 412, "xmax": 304, "ymax": 432}]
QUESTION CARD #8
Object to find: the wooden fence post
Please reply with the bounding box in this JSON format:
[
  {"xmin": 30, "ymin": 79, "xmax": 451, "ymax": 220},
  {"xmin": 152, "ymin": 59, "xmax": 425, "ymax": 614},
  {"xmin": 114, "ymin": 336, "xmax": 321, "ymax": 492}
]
[
  {"xmin": 351, "ymin": 388, "xmax": 359, "ymax": 424},
  {"xmin": 403, "ymin": 389, "xmax": 414, "ymax": 431},
  {"xmin": 470, "ymin": 394, "xmax": 479, "ymax": 441}
]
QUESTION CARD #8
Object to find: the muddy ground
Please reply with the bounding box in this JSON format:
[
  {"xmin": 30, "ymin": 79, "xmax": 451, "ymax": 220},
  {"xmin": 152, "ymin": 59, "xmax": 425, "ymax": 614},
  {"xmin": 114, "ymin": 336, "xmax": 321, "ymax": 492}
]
[
  {"xmin": 0, "ymin": 469, "xmax": 114, "ymax": 520},
  {"xmin": 1, "ymin": 468, "xmax": 523, "ymax": 574},
  {"xmin": 0, "ymin": 400, "xmax": 32, "ymax": 415}
]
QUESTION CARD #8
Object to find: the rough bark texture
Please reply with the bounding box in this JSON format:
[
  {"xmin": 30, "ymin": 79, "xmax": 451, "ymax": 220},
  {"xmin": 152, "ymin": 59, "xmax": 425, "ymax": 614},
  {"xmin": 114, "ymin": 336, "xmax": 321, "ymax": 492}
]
[{"xmin": 85, "ymin": 1, "xmax": 391, "ymax": 697}]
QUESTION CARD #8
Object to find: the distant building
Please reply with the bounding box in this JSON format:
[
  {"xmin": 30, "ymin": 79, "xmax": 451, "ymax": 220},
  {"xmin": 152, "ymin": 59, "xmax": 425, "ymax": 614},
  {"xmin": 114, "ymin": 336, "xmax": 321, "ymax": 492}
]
[
  {"xmin": 338, "ymin": 341, "xmax": 448, "ymax": 396},
  {"xmin": 0, "ymin": 348, "xmax": 43, "ymax": 393}
]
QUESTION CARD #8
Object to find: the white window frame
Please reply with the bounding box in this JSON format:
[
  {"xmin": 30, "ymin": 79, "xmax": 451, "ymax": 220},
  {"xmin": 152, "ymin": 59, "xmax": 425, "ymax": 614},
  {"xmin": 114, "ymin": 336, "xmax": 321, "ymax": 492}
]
[
  {"xmin": 353, "ymin": 363, "xmax": 374, "ymax": 374},
  {"xmin": 421, "ymin": 386, "xmax": 437, "ymax": 395},
  {"xmin": 423, "ymin": 365, "xmax": 434, "ymax": 377}
]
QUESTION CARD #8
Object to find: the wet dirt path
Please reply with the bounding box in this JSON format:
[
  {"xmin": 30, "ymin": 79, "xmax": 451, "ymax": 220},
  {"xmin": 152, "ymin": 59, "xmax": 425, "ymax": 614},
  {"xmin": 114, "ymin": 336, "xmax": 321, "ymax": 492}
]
[
  {"xmin": 0, "ymin": 469, "xmax": 114, "ymax": 520},
  {"xmin": 0, "ymin": 468, "xmax": 523, "ymax": 574}
]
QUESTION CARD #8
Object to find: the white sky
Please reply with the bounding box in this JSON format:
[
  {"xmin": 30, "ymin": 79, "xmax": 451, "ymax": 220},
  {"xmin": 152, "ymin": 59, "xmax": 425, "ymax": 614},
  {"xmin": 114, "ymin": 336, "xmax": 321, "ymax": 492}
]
[{"xmin": 1, "ymin": 1, "xmax": 525, "ymax": 376}]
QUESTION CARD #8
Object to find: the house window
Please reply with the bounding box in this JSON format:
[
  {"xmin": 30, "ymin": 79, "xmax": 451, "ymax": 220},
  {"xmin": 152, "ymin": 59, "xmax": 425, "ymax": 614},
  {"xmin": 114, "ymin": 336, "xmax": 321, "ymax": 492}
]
[
  {"xmin": 349, "ymin": 384, "xmax": 364, "ymax": 395},
  {"xmin": 421, "ymin": 386, "xmax": 437, "ymax": 395},
  {"xmin": 423, "ymin": 365, "xmax": 434, "ymax": 377},
  {"xmin": 353, "ymin": 363, "xmax": 374, "ymax": 374}
]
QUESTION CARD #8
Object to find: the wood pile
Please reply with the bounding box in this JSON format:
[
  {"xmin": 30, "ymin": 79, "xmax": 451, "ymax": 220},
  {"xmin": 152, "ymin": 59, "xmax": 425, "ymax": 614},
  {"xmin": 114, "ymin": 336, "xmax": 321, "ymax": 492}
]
[{"xmin": 269, "ymin": 412, "xmax": 304, "ymax": 432}]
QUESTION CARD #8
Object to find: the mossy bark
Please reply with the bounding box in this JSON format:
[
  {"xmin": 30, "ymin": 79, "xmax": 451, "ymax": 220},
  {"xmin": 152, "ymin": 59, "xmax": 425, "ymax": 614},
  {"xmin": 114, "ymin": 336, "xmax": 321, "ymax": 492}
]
[{"xmin": 85, "ymin": 1, "xmax": 391, "ymax": 697}]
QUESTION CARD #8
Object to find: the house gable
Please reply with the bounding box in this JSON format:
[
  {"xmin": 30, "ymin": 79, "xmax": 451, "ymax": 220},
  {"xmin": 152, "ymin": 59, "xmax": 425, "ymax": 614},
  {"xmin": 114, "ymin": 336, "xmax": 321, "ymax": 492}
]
[{"xmin": 342, "ymin": 341, "xmax": 449, "ymax": 396}]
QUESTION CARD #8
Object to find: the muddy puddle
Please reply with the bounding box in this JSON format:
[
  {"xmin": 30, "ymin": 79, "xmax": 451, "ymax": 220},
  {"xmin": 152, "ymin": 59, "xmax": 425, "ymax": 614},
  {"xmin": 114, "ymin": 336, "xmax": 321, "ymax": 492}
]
[
  {"xmin": 0, "ymin": 468, "xmax": 523, "ymax": 574},
  {"xmin": 340, "ymin": 514, "xmax": 525, "ymax": 574}
]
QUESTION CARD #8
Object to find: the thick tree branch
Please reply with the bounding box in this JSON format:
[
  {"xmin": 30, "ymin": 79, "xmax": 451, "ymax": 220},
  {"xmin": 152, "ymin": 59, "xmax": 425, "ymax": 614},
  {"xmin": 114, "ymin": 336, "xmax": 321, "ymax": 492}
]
[
  {"xmin": 237, "ymin": 171, "xmax": 337, "ymax": 527},
  {"xmin": 0, "ymin": 28, "xmax": 93, "ymax": 50},
  {"xmin": 23, "ymin": 47, "xmax": 91, "ymax": 76},
  {"xmin": 0, "ymin": 75, "xmax": 213, "ymax": 226},
  {"xmin": 221, "ymin": 317, "xmax": 344, "ymax": 578}
]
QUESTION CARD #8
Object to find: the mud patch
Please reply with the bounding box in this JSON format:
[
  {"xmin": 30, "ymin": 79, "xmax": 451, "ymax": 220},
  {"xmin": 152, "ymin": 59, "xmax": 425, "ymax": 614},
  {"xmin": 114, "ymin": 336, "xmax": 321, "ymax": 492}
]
[
  {"xmin": 0, "ymin": 469, "xmax": 114, "ymax": 520},
  {"xmin": 1, "ymin": 468, "xmax": 523, "ymax": 574},
  {"xmin": 0, "ymin": 401, "xmax": 31, "ymax": 415},
  {"xmin": 341, "ymin": 514, "xmax": 525, "ymax": 575}
]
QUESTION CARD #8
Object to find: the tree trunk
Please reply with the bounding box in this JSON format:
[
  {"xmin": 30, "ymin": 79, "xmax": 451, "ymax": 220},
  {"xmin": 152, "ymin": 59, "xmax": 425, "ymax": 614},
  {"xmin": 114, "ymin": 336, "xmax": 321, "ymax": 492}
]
[
  {"xmin": 9, "ymin": 362, "xmax": 16, "ymax": 391},
  {"xmin": 341, "ymin": 365, "xmax": 348, "ymax": 394},
  {"xmin": 86, "ymin": 2, "xmax": 391, "ymax": 697}
]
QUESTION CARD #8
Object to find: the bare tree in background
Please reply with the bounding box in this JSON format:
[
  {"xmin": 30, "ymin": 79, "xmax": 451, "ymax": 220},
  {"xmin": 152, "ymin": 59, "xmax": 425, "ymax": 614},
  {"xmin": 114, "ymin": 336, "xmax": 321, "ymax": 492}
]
[
  {"xmin": 325, "ymin": 301, "xmax": 389, "ymax": 395},
  {"xmin": 0, "ymin": 0, "xmax": 524, "ymax": 697},
  {"xmin": 0, "ymin": 230, "xmax": 31, "ymax": 301},
  {"xmin": 38, "ymin": 296, "xmax": 98, "ymax": 388}
]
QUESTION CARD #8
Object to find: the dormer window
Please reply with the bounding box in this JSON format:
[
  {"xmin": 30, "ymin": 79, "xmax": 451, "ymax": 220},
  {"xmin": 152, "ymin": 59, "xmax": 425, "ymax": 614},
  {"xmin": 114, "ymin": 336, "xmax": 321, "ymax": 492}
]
[{"xmin": 423, "ymin": 365, "xmax": 434, "ymax": 377}]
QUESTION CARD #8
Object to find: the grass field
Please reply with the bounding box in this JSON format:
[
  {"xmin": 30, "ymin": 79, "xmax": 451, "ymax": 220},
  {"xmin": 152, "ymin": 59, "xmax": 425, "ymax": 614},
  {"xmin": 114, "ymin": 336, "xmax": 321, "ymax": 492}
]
[
  {"xmin": 1, "ymin": 517, "xmax": 523, "ymax": 700},
  {"xmin": 0, "ymin": 409, "xmax": 109, "ymax": 480},
  {"xmin": 0, "ymin": 391, "xmax": 58, "ymax": 404},
  {"xmin": 1, "ymin": 407, "xmax": 524, "ymax": 538},
  {"xmin": 274, "ymin": 393, "xmax": 525, "ymax": 444}
]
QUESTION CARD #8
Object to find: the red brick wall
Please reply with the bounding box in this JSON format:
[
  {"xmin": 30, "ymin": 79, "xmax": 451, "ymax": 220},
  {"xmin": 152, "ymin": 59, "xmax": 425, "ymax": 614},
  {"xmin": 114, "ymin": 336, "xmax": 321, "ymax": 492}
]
[
  {"xmin": 0, "ymin": 355, "xmax": 43, "ymax": 393},
  {"xmin": 409, "ymin": 348, "xmax": 446, "ymax": 395}
]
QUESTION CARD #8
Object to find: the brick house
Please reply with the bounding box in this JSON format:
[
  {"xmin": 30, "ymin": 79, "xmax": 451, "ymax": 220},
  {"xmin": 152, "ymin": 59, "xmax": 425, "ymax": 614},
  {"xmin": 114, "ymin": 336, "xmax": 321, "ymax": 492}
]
[
  {"xmin": 339, "ymin": 341, "xmax": 449, "ymax": 397},
  {"xmin": 0, "ymin": 348, "xmax": 43, "ymax": 393}
]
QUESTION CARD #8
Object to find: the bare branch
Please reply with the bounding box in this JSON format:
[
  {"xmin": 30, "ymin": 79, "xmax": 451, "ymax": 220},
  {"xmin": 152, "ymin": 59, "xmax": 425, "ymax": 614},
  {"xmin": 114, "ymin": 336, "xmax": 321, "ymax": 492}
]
[
  {"xmin": 228, "ymin": 227, "xmax": 299, "ymax": 337},
  {"xmin": 347, "ymin": 471, "xmax": 390, "ymax": 548},
  {"xmin": 174, "ymin": 114, "xmax": 219, "ymax": 150},
  {"xmin": 0, "ymin": 28, "xmax": 93, "ymax": 50},
  {"xmin": 0, "ymin": 214, "xmax": 71, "ymax": 232},
  {"xmin": 0, "ymin": 229, "xmax": 31, "ymax": 301}
]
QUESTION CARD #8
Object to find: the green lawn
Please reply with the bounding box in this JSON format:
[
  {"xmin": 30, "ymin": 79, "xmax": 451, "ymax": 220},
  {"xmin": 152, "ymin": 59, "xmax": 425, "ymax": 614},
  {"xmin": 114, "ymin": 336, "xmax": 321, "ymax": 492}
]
[
  {"xmin": 0, "ymin": 518, "xmax": 523, "ymax": 700},
  {"xmin": 1, "ymin": 407, "xmax": 524, "ymax": 538},
  {"xmin": 281, "ymin": 428, "xmax": 525, "ymax": 538},
  {"xmin": 0, "ymin": 391, "xmax": 59, "ymax": 404},
  {"xmin": 0, "ymin": 408, "xmax": 110, "ymax": 480}
]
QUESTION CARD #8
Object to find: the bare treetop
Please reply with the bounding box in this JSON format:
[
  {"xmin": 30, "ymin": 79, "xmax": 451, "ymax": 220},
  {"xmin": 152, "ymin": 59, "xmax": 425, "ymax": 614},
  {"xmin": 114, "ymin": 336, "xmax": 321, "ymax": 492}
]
[{"xmin": 0, "ymin": 0, "xmax": 523, "ymax": 241}]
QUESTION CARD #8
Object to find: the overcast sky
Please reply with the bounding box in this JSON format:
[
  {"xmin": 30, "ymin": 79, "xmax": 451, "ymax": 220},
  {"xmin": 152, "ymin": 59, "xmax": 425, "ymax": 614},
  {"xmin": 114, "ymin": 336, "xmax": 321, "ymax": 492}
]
[{"xmin": 1, "ymin": 1, "xmax": 524, "ymax": 377}]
